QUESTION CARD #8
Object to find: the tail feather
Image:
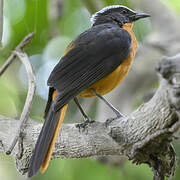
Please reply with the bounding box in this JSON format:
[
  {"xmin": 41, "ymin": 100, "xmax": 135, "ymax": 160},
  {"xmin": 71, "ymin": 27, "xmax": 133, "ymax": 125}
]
[
  {"xmin": 28, "ymin": 104, "xmax": 68, "ymax": 177},
  {"xmin": 40, "ymin": 104, "xmax": 68, "ymax": 173}
]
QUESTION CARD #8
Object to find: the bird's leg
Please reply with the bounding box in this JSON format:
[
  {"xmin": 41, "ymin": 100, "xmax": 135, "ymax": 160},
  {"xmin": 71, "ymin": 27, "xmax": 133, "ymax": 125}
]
[
  {"xmin": 74, "ymin": 97, "xmax": 94, "ymax": 129},
  {"xmin": 91, "ymin": 89, "xmax": 124, "ymax": 125},
  {"xmin": 74, "ymin": 97, "xmax": 89, "ymax": 121}
]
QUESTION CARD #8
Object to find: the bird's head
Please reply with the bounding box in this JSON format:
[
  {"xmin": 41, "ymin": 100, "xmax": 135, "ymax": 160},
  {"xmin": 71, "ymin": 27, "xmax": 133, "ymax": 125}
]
[{"xmin": 91, "ymin": 5, "xmax": 150, "ymax": 27}]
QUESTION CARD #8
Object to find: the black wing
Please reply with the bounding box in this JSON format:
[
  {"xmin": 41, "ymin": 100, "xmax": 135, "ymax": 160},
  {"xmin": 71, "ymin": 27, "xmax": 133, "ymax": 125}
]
[{"xmin": 48, "ymin": 24, "xmax": 132, "ymax": 111}]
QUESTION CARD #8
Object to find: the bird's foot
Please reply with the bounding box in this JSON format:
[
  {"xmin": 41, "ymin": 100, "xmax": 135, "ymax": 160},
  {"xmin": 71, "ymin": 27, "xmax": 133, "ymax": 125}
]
[
  {"xmin": 76, "ymin": 118, "xmax": 95, "ymax": 131},
  {"xmin": 105, "ymin": 113, "xmax": 124, "ymax": 127}
]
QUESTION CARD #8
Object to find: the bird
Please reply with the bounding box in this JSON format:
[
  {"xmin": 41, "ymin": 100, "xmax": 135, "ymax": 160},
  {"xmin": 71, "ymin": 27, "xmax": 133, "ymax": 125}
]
[{"xmin": 28, "ymin": 5, "xmax": 150, "ymax": 177}]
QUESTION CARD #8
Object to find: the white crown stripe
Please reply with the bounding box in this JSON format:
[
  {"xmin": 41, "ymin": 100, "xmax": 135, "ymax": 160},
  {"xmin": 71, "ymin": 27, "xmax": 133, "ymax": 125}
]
[{"xmin": 90, "ymin": 5, "xmax": 135, "ymax": 24}]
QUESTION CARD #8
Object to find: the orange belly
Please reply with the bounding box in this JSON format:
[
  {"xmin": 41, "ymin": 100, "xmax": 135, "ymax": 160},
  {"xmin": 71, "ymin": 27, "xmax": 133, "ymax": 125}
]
[
  {"xmin": 78, "ymin": 50, "xmax": 135, "ymax": 97},
  {"xmin": 78, "ymin": 23, "xmax": 138, "ymax": 98}
]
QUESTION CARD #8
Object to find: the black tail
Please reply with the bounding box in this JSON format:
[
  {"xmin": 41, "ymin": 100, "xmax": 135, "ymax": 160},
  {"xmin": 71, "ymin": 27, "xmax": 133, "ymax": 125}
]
[{"xmin": 28, "ymin": 105, "xmax": 61, "ymax": 177}]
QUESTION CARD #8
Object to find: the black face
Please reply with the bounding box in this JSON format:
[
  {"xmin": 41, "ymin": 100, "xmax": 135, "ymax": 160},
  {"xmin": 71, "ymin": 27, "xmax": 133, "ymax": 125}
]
[{"xmin": 91, "ymin": 6, "xmax": 150, "ymax": 27}]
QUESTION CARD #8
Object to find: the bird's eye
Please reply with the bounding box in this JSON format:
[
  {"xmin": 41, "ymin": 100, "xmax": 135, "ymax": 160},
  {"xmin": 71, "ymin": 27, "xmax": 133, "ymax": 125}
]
[{"xmin": 122, "ymin": 9, "xmax": 127, "ymax": 14}]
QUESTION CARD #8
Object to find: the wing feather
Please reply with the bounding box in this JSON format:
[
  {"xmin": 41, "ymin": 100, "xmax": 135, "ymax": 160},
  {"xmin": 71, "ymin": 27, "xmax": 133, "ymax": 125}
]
[{"xmin": 48, "ymin": 24, "xmax": 132, "ymax": 111}]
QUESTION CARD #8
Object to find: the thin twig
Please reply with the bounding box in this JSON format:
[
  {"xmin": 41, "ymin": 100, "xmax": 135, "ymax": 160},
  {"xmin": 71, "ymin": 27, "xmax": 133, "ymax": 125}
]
[
  {"xmin": 6, "ymin": 50, "xmax": 36, "ymax": 155},
  {"xmin": 0, "ymin": 0, "xmax": 3, "ymax": 47},
  {"xmin": 0, "ymin": 32, "xmax": 35, "ymax": 154},
  {"xmin": 0, "ymin": 53, "xmax": 16, "ymax": 76},
  {"xmin": 16, "ymin": 32, "xmax": 35, "ymax": 50},
  {"xmin": 16, "ymin": 132, "xmax": 26, "ymax": 159},
  {"xmin": 0, "ymin": 32, "xmax": 35, "ymax": 76}
]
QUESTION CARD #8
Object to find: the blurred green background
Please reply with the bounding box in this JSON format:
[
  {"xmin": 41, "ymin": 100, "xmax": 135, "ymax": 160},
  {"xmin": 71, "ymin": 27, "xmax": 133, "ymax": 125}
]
[{"xmin": 0, "ymin": 0, "xmax": 180, "ymax": 180}]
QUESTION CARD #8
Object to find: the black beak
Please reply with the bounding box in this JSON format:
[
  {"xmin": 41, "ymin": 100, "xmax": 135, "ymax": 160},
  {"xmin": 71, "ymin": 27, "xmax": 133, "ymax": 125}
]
[{"xmin": 131, "ymin": 12, "xmax": 150, "ymax": 21}]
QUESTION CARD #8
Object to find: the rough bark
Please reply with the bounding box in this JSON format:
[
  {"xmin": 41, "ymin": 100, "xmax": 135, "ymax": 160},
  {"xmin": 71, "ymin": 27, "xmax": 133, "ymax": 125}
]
[{"xmin": 0, "ymin": 54, "xmax": 180, "ymax": 179}]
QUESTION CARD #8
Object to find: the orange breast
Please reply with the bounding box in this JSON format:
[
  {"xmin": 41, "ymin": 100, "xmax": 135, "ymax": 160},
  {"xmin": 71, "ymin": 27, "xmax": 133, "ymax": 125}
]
[{"xmin": 78, "ymin": 23, "xmax": 138, "ymax": 97}]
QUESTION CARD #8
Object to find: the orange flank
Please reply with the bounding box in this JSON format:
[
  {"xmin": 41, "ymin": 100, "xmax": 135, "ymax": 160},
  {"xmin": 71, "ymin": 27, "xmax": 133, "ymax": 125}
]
[{"xmin": 78, "ymin": 23, "xmax": 138, "ymax": 97}]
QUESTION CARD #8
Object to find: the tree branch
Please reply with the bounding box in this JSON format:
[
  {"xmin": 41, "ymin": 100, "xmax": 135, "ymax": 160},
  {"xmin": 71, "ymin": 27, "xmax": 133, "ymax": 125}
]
[
  {"xmin": 5, "ymin": 50, "xmax": 36, "ymax": 155},
  {"xmin": 0, "ymin": 53, "xmax": 180, "ymax": 178},
  {"xmin": 0, "ymin": 33, "xmax": 36, "ymax": 154},
  {"xmin": 0, "ymin": 32, "xmax": 35, "ymax": 76}
]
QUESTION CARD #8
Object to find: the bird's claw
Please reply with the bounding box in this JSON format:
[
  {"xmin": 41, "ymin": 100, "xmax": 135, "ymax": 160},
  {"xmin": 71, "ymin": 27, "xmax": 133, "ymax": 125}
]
[
  {"xmin": 76, "ymin": 119, "xmax": 95, "ymax": 131},
  {"xmin": 105, "ymin": 114, "xmax": 123, "ymax": 127},
  {"xmin": 105, "ymin": 117, "xmax": 116, "ymax": 127}
]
